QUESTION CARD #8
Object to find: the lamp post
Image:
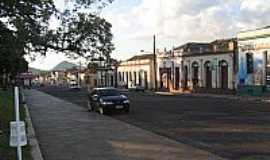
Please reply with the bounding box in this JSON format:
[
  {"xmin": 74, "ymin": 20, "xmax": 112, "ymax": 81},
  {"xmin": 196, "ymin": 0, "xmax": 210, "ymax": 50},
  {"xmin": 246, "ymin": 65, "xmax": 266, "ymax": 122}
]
[{"xmin": 78, "ymin": 61, "xmax": 81, "ymax": 87}]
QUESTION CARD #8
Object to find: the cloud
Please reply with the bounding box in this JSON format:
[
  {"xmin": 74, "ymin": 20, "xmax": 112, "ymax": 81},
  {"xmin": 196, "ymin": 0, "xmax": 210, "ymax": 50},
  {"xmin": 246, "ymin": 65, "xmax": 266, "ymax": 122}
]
[
  {"xmin": 29, "ymin": 0, "xmax": 270, "ymax": 69},
  {"xmin": 103, "ymin": 0, "xmax": 270, "ymax": 59},
  {"xmin": 238, "ymin": 0, "xmax": 270, "ymax": 27}
]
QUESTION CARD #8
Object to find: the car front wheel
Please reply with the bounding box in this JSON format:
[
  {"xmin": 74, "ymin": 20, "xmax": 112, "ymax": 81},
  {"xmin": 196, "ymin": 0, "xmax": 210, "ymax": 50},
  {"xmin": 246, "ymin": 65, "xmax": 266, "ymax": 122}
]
[{"xmin": 98, "ymin": 107, "xmax": 104, "ymax": 115}]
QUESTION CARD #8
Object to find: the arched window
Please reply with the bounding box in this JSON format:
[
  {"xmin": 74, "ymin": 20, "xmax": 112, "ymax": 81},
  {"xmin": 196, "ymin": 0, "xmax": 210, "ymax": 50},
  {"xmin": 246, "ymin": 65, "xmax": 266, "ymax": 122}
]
[{"xmin": 246, "ymin": 53, "xmax": 253, "ymax": 74}]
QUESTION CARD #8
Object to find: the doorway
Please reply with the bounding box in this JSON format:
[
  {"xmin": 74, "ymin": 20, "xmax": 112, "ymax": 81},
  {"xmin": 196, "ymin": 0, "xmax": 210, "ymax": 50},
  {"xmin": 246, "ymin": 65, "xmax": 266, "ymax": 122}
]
[
  {"xmin": 183, "ymin": 66, "xmax": 188, "ymax": 89},
  {"xmin": 205, "ymin": 61, "xmax": 212, "ymax": 88},
  {"xmin": 175, "ymin": 67, "xmax": 180, "ymax": 90},
  {"xmin": 144, "ymin": 71, "xmax": 148, "ymax": 89},
  {"xmin": 220, "ymin": 60, "xmax": 228, "ymax": 89},
  {"xmin": 192, "ymin": 62, "xmax": 199, "ymax": 88},
  {"xmin": 159, "ymin": 68, "xmax": 171, "ymax": 91},
  {"xmin": 266, "ymin": 51, "xmax": 270, "ymax": 90}
]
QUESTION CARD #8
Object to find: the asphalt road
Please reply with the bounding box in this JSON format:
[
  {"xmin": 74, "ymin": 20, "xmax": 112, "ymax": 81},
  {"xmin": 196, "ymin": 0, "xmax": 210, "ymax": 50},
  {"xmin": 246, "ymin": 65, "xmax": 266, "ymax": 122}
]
[{"xmin": 38, "ymin": 86, "xmax": 270, "ymax": 160}]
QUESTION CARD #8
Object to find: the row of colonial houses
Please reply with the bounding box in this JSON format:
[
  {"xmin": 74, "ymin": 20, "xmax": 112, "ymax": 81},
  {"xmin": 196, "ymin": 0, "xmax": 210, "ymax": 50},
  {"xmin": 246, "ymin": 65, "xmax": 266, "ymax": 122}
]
[
  {"xmin": 115, "ymin": 26, "xmax": 270, "ymax": 95},
  {"xmin": 24, "ymin": 26, "xmax": 270, "ymax": 95},
  {"xmin": 156, "ymin": 39, "xmax": 237, "ymax": 93}
]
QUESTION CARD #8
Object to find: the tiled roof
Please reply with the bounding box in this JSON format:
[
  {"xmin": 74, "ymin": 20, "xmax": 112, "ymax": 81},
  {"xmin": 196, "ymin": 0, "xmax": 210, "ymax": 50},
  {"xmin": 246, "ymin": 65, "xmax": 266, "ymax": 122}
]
[
  {"xmin": 127, "ymin": 53, "xmax": 154, "ymax": 61},
  {"xmin": 211, "ymin": 38, "xmax": 236, "ymax": 44},
  {"xmin": 174, "ymin": 42, "xmax": 210, "ymax": 50}
]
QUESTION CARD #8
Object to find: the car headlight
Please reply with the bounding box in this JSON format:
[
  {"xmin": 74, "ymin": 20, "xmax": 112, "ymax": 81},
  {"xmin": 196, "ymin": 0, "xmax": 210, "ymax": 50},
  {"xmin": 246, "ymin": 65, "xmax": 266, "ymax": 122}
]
[
  {"xmin": 100, "ymin": 99, "xmax": 114, "ymax": 105},
  {"xmin": 123, "ymin": 100, "xmax": 130, "ymax": 104}
]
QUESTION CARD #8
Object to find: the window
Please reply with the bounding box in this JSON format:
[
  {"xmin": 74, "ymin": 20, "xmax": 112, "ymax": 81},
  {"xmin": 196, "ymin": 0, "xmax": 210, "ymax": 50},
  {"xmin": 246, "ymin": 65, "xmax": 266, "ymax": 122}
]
[
  {"xmin": 144, "ymin": 71, "xmax": 148, "ymax": 89},
  {"xmin": 126, "ymin": 72, "xmax": 128, "ymax": 83},
  {"xmin": 118, "ymin": 72, "xmax": 121, "ymax": 82},
  {"xmin": 134, "ymin": 72, "xmax": 137, "ymax": 84},
  {"xmin": 246, "ymin": 53, "xmax": 254, "ymax": 74},
  {"xmin": 138, "ymin": 72, "xmax": 142, "ymax": 86},
  {"xmin": 129, "ymin": 72, "xmax": 132, "ymax": 81}
]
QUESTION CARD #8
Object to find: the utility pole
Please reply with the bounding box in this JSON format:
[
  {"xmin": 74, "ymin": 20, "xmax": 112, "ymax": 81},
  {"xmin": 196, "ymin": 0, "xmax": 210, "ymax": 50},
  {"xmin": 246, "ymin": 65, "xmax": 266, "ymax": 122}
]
[
  {"xmin": 99, "ymin": 53, "xmax": 103, "ymax": 87},
  {"xmin": 172, "ymin": 47, "xmax": 175, "ymax": 91},
  {"xmin": 14, "ymin": 87, "xmax": 22, "ymax": 160},
  {"xmin": 78, "ymin": 61, "xmax": 81, "ymax": 87},
  {"xmin": 153, "ymin": 35, "xmax": 157, "ymax": 91}
]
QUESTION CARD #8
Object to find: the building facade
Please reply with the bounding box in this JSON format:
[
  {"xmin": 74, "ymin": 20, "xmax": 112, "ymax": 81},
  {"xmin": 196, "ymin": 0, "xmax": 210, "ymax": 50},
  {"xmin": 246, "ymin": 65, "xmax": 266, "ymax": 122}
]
[
  {"xmin": 96, "ymin": 67, "xmax": 117, "ymax": 88},
  {"xmin": 237, "ymin": 26, "xmax": 270, "ymax": 95},
  {"xmin": 117, "ymin": 52, "xmax": 155, "ymax": 89},
  {"xmin": 157, "ymin": 39, "xmax": 237, "ymax": 93}
]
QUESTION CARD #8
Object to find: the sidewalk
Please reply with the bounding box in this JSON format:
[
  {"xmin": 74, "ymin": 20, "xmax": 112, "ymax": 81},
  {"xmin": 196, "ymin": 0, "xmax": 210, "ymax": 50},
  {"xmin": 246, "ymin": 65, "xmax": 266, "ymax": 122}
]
[
  {"xmin": 155, "ymin": 91, "xmax": 270, "ymax": 103},
  {"xmin": 24, "ymin": 90, "xmax": 226, "ymax": 160}
]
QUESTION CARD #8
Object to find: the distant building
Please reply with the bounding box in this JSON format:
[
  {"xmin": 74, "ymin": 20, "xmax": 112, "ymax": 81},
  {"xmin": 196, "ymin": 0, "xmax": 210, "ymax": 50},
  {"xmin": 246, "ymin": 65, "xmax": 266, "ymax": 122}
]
[
  {"xmin": 117, "ymin": 52, "xmax": 155, "ymax": 89},
  {"xmin": 66, "ymin": 67, "xmax": 87, "ymax": 87},
  {"xmin": 88, "ymin": 58, "xmax": 118, "ymax": 88},
  {"xmin": 17, "ymin": 72, "xmax": 35, "ymax": 88},
  {"xmin": 84, "ymin": 69, "xmax": 98, "ymax": 91},
  {"xmin": 96, "ymin": 67, "xmax": 116, "ymax": 88},
  {"xmin": 48, "ymin": 61, "xmax": 86, "ymax": 86},
  {"xmin": 237, "ymin": 26, "xmax": 270, "ymax": 95},
  {"xmin": 157, "ymin": 38, "xmax": 238, "ymax": 93}
]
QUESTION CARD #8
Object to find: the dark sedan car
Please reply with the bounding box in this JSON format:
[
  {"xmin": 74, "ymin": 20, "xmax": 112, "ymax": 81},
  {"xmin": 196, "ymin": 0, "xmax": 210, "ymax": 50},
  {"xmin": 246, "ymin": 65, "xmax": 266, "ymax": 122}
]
[{"xmin": 87, "ymin": 88, "xmax": 130, "ymax": 114}]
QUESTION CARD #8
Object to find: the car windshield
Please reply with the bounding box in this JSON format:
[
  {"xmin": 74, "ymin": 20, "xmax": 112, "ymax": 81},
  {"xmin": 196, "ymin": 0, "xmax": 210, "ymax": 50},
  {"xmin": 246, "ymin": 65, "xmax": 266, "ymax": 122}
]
[{"xmin": 99, "ymin": 89, "xmax": 120, "ymax": 97}]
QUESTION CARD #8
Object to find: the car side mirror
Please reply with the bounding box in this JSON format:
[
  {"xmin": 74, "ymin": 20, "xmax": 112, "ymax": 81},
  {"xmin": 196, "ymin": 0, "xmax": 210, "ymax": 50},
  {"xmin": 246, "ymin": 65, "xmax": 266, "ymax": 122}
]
[{"xmin": 92, "ymin": 94, "xmax": 98, "ymax": 101}]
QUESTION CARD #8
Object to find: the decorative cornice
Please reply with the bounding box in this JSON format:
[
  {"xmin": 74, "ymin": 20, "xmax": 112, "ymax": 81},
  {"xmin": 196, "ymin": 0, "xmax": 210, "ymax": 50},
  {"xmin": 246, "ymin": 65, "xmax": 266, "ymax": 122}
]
[{"xmin": 238, "ymin": 33, "xmax": 270, "ymax": 41}]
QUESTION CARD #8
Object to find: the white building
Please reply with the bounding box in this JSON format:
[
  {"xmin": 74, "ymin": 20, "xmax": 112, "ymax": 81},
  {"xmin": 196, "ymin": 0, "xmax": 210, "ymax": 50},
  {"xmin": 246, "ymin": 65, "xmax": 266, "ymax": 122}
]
[
  {"xmin": 157, "ymin": 39, "xmax": 237, "ymax": 93},
  {"xmin": 117, "ymin": 52, "xmax": 155, "ymax": 89},
  {"xmin": 96, "ymin": 67, "xmax": 117, "ymax": 88}
]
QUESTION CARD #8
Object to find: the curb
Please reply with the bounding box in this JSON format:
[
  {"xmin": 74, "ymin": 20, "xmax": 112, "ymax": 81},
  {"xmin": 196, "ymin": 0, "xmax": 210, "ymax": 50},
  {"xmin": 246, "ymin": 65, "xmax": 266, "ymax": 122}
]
[
  {"xmin": 155, "ymin": 92, "xmax": 270, "ymax": 103},
  {"xmin": 155, "ymin": 92, "xmax": 175, "ymax": 96},
  {"xmin": 22, "ymin": 93, "xmax": 44, "ymax": 160}
]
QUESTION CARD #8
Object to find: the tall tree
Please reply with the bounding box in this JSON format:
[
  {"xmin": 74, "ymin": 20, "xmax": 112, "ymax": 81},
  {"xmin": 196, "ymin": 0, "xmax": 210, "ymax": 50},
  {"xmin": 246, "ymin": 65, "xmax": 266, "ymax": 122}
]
[{"xmin": 0, "ymin": 0, "xmax": 114, "ymax": 86}]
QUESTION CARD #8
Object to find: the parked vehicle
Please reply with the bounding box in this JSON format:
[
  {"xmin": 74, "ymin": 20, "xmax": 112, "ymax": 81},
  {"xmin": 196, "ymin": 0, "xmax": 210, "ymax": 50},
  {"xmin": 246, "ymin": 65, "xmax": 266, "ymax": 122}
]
[
  {"xmin": 87, "ymin": 88, "xmax": 130, "ymax": 114},
  {"xmin": 128, "ymin": 82, "xmax": 145, "ymax": 92},
  {"xmin": 69, "ymin": 80, "xmax": 81, "ymax": 90}
]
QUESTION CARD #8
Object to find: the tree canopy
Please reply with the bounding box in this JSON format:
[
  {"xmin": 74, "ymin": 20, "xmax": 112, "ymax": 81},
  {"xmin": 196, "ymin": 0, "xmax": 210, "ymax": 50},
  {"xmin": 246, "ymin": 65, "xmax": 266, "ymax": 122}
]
[{"xmin": 0, "ymin": 0, "xmax": 114, "ymax": 85}]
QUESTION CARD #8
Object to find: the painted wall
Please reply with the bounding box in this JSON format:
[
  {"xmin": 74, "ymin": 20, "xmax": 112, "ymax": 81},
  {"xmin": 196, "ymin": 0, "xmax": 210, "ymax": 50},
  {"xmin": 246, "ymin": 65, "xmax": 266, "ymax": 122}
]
[
  {"xmin": 157, "ymin": 52, "xmax": 235, "ymax": 90},
  {"xmin": 181, "ymin": 53, "xmax": 235, "ymax": 89},
  {"xmin": 237, "ymin": 33, "xmax": 270, "ymax": 87},
  {"xmin": 117, "ymin": 59, "xmax": 155, "ymax": 89}
]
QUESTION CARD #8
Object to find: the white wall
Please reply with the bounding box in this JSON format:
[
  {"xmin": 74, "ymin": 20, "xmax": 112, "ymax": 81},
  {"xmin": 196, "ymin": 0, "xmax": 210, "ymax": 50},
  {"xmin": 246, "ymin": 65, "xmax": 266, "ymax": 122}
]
[
  {"xmin": 157, "ymin": 52, "xmax": 235, "ymax": 90},
  {"xmin": 181, "ymin": 53, "xmax": 234, "ymax": 89},
  {"xmin": 118, "ymin": 60, "xmax": 154, "ymax": 89}
]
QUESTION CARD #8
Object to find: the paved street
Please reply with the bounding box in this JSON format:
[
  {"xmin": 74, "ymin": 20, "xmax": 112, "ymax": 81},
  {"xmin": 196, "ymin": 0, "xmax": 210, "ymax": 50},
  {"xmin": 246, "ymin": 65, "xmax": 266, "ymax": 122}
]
[
  {"xmin": 24, "ymin": 89, "xmax": 224, "ymax": 160},
  {"xmin": 38, "ymin": 86, "xmax": 270, "ymax": 160}
]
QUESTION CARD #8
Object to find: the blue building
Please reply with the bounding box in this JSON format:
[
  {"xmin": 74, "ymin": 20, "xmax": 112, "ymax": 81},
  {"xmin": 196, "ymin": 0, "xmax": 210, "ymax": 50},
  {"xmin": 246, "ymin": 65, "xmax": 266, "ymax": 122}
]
[{"xmin": 237, "ymin": 26, "xmax": 270, "ymax": 95}]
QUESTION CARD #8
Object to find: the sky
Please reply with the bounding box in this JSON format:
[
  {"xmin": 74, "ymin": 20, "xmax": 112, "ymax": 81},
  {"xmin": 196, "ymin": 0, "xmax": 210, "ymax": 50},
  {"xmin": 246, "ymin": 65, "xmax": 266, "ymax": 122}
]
[{"xmin": 28, "ymin": 0, "xmax": 270, "ymax": 70}]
